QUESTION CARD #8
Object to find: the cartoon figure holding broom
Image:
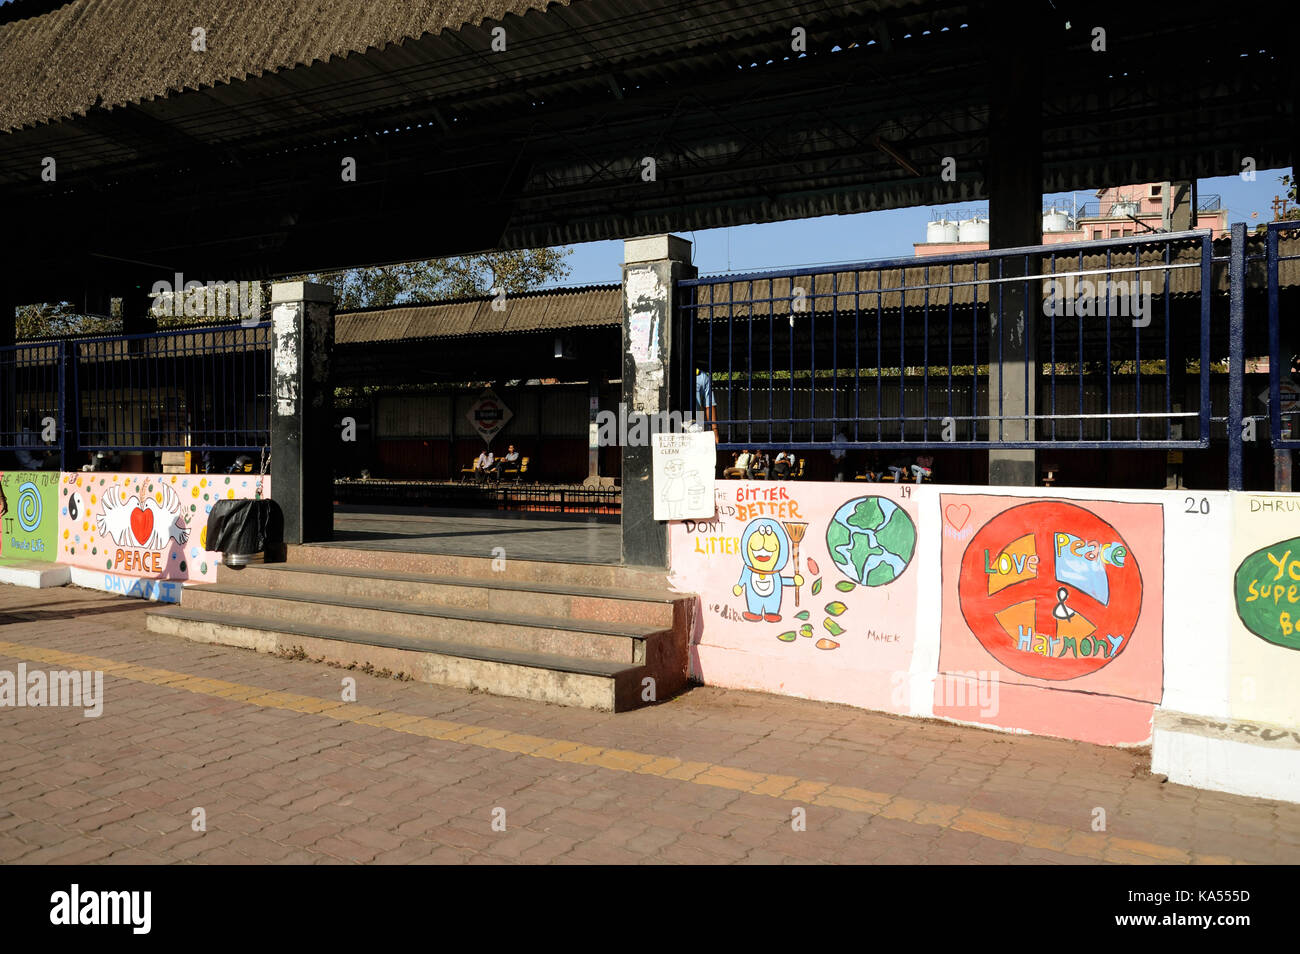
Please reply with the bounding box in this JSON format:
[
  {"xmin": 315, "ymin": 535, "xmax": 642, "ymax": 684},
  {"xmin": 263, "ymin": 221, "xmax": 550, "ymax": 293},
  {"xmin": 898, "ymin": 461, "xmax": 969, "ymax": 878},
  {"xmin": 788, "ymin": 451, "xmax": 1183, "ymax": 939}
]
[{"xmin": 733, "ymin": 518, "xmax": 804, "ymax": 622}]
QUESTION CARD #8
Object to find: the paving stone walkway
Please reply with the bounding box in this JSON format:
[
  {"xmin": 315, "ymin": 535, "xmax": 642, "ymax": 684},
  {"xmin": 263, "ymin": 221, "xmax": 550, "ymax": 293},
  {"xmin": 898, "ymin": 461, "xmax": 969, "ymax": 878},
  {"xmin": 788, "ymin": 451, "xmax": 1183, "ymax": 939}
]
[{"xmin": 3, "ymin": 584, "xmax": 1299, "ymax": 864}]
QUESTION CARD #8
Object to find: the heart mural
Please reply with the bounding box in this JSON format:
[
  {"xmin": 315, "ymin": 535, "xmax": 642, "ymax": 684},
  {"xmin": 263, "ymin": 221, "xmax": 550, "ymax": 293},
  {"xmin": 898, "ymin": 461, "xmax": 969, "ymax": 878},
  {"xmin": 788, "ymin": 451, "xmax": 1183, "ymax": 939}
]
[
  {"xmin": 130, "ymin": 507, "xmax": 154, "ymax": 546},
  {"xmin": 944, "ymin": 502, "xmax": 971, "ymax": 531}
]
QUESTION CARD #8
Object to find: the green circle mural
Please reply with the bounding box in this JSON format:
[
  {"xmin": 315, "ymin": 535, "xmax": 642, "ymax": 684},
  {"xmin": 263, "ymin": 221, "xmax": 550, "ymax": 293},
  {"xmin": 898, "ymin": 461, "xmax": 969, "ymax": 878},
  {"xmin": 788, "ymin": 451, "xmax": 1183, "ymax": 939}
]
[
  {"xmin": 825, "ymin": 495, "xmax": 916, "ymax": 587},
  {"xmin": 1235, "ymin": 536, "xmax": 1300, "ymax": 650}
]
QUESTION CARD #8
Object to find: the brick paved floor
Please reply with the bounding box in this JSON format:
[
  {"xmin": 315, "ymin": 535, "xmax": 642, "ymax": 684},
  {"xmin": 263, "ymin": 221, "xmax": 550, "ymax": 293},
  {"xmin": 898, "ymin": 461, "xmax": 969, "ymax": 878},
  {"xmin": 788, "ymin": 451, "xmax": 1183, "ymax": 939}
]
[{"xmin": 3, "ymin": 584, "xmax": 1300, "ymax": 864}]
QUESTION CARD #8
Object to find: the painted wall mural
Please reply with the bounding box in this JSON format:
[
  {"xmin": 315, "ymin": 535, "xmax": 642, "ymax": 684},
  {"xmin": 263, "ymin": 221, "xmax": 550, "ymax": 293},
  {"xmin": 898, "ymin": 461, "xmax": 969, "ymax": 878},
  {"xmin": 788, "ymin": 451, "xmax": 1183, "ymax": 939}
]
[
  {"xmin": 58, "ymin": 471, "xmax": 269, "ymax": 597},
  {"xmin": 669, "ymin": 482, "xmax": 920, "ymax": 713},
  {"xmin": 937, "ymin": 494, "xmax": 1164, "ymax": 746},
  {"xmin": 1230, "ymin": 494, "xmax": 1300, "ymax": 727},
  {"xmin": 0, "ymin": 470, "xmax": 59, "ymax": 564}
]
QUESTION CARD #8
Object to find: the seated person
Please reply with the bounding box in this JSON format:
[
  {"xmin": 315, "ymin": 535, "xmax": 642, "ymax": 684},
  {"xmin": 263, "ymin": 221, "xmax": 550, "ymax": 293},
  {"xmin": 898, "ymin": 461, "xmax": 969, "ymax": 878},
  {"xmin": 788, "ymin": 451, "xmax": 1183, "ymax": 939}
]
[
  {"xmin": 475, "ymin": 449, "xmax": 494, "ymax": 484},
  {"xmin": 750, "ymin": 451, "xmax": 769, "ymax": 479},
  {"xmin": 723, "ymin": 449, "xmax": 753, "ymax": 479},
  {"xmin": 912, "ymin": 454, "xmax": 934, "ymax": 482},
  {"xmin": 494, "ymin": 444, "xmax": 521, "ymax": 477},
  {"xmin": 885, "ymin": 454, "xmax": 912, "ymax": 482},
  {"xmin": 14, "ymin": 424, "xmax": 54, "ymax": 470},
  {"xmin": 772, "ymin": 451, "xmax": 793, "ymax": 479}
]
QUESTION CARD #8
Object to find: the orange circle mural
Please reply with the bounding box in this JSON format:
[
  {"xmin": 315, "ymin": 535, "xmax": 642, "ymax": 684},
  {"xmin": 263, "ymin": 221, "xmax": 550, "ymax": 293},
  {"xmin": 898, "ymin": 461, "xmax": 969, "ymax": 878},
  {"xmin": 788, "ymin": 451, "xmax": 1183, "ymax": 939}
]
[{"xmin": 957, "ymin": 501, "xmax": 1143, "ymax": 681}]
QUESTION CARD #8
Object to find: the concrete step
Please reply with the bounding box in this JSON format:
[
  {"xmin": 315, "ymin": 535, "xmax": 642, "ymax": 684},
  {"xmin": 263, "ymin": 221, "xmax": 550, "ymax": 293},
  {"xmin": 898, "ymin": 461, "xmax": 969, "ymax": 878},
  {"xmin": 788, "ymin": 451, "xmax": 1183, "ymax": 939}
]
[
  {"xmin": 179, "ymin": 582, "xmax": 660, "ymax": 665},
  {"xmin": 0, "ymin": 560, "xmax": 70, "ymax": 588},
  {"xmin": 285, "ymin": 544, "xmax": 671, "ymax": 591},
  {"xmin": 1151, "ymin": 709, "xmax": 1300, "ymax": 804},
  {"xmin": 217, "ymin": 562, "xmax": 680, "ymax": 628},
  {"xmin": 145, "ymin": 607, "xmax": 654, "ymax": 711}
]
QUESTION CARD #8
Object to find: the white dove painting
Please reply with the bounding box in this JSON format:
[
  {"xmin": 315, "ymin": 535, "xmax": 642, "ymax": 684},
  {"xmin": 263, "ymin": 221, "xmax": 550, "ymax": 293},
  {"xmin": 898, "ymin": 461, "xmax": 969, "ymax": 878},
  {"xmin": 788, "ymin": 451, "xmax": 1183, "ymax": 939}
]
[{"xmin": 96, "ymin": 483, "xmax": 190, "ymax": 550}]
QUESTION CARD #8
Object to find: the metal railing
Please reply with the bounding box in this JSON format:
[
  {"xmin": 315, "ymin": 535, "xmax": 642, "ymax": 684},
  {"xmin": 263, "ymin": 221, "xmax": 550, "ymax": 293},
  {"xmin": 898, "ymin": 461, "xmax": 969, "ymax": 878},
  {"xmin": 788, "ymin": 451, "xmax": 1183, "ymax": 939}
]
[
  {"xmin": 0, "ymin": 340, "xmax": 64, "ymax": 469},
  {"xmin": 679, "ymin": 230, "xmax": 1213, "ymax": 452},
  {"xmin": 1268, "ymin": 221, "xmax": 1300, "ymax": 450},
  {"xmin": 334, "ymin": 479, "xmax": 620, "ymax": 514},
  {"xmin": 72, "ymin": 322, "xmax": 271, "ymax": 453}
]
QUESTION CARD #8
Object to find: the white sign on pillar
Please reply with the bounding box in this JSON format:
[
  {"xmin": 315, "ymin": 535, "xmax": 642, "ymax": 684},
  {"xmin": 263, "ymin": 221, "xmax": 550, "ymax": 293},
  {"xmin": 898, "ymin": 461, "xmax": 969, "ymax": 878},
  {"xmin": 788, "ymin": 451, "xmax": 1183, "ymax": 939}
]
[{"xmin": 652, "ymin": 432, "xmax": 716, "ymax": 521}]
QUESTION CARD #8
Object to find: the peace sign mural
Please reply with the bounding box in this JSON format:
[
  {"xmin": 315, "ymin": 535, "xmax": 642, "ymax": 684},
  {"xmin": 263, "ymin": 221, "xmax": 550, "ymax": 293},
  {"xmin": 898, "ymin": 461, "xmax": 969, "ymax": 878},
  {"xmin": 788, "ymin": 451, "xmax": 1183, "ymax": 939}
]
[
  {"xmin": 937, "ymin": 494, "xmax": 1164, "ymax": 747},
  {"xmin": 956, "ymin": 501, "xmax": 1143, "ymax": 681}
]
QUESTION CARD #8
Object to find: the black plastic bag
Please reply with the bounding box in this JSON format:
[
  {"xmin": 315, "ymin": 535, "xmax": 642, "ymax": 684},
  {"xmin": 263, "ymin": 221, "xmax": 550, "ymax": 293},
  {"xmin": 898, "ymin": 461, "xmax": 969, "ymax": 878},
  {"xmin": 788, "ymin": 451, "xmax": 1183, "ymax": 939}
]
[{"xmin": 207, "ymin": 498, "xmax": 283, "ymax": 565}]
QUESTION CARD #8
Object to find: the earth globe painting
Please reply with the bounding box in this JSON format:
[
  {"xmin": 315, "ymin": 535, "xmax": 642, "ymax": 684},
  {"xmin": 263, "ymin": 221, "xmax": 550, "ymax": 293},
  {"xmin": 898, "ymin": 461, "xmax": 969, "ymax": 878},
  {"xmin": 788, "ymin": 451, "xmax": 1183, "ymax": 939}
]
[{"xmin": 825, "ymin": 496, "xmax": 916, "ymax": 586}]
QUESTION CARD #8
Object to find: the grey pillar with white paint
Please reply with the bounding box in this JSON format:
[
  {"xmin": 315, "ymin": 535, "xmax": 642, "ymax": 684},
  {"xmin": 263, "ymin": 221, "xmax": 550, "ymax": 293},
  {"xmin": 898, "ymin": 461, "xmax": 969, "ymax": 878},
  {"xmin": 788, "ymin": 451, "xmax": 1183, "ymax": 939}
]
[
  {"xmin": 621, "ymin": 234, "xmax": 696, "ymax": 568},
  {"xmin": 985, "ymin": 5, "xmax": 1043, "ymax": 486},
  {"xmin": 270, "ymin": 281, "xmax": 335, "ymax": 545}
]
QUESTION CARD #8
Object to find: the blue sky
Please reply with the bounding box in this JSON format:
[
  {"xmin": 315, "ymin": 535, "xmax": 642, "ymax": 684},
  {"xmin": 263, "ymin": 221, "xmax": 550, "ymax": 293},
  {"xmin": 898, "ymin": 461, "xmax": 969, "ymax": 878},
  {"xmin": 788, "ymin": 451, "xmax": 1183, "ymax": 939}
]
[{"xmin": 548, "ymin": 169, "xmax": 1294, "ymax": 287}]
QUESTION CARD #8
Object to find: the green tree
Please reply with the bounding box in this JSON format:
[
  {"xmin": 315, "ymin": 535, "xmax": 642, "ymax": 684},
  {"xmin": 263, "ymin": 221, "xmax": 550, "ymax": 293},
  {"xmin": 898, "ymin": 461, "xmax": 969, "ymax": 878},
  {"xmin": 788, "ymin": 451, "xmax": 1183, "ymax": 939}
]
[
  {"xmin": 15, "ymin": 301, "xmax": 119, "ymax": 338},
  {"xmin": 1277, "ymin": 174, "xmax": 1300, "ymax": 221},
  {"xmin": 304, "ymin": 248, "xmax": 574, "ymax": 310},
  {"xmin": 13, "ymin": 248, "xmax": 574, "ymax": 337}
]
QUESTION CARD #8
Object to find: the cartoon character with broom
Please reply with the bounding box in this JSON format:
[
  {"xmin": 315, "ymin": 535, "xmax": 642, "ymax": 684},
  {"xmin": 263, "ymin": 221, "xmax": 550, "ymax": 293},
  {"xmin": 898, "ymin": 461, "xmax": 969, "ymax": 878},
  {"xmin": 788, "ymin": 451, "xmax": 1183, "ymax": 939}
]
[{"xmin": 732, "ymin": 518, "xmax": 805, "ymax": 622}]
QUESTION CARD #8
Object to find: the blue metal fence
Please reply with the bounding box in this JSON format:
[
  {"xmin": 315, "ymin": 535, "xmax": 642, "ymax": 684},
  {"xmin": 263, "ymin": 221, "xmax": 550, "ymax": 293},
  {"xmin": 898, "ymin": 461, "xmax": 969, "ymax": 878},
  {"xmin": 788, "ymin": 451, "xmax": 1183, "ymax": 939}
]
[
  {"xmin": 0, "ymin": 340, "xmax": 65, "ymax": 469},
  {"xmin": 72, "ymin": 322, "xmax": 271, "ymax": 454},
  {"xmin": 679, "ymin": 230, "xmax": 1213, "ymax": 452},
  {"xmin": 1268, "ymin": 221, "xmax": 1300, "ymax": 451}
]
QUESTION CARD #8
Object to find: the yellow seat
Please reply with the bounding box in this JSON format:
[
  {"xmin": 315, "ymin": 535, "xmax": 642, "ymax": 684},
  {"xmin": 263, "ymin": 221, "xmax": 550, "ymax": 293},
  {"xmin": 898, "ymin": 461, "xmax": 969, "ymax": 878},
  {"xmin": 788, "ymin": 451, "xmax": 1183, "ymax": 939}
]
[{"xmin": 501, "ymin": 456, "xmax": 529, "ymax": 482}]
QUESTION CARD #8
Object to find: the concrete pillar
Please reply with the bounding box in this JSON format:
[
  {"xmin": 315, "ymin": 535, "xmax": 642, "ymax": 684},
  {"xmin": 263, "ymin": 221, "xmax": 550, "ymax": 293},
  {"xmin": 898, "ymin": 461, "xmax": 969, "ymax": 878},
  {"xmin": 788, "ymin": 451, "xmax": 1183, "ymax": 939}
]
[
  {"xmin": 588, "ymin": 375, "xmax": 601, "ymax": 481},
  {"xmin": 1, "ymin": 290, "xmax": 15, "ymax": 452},
  {"xmin": 1167, "ymin": 181, "xmax": 1194, "ymax": 232},
  {"xmin": 121, "ymin": 289, "xmax": 158, "ymax": 336},
  {"xmin": 985, "ymin": 7, "xmax": 1042, "ymax": 486},
  {"xmin": 270, "ymin": 281, "xmax": 335, "ymax": 544},
  {"xmin": 620, "ymin": 234, "xmax": 696, "ymax": 568}
]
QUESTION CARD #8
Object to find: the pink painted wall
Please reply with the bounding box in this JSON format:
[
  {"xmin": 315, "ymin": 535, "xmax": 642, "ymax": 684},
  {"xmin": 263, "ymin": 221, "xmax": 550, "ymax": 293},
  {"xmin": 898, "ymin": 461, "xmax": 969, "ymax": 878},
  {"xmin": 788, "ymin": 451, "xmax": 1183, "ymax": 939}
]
[
  {"xmin": 668, "ymin": 482, "xmax": 1187, "ymax": 748},
  {"xmin": 57, "ymin": 471, "xmax": 270, "ymax": 584},
  {"xmin": 934, "ymin": 493, "xmax": 1164, "ymax": 746},
  {"xmin": 669, "ymin": 481, "xmax": 919, "ymax": 713}
]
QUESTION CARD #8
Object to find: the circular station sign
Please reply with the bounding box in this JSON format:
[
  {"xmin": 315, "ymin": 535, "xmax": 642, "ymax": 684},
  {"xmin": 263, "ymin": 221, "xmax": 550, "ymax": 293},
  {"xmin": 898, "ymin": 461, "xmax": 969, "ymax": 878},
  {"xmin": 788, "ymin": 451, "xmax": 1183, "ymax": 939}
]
[{"xmin": 957, "ymin": 501, "xmax": 1143, "ymax": 681}]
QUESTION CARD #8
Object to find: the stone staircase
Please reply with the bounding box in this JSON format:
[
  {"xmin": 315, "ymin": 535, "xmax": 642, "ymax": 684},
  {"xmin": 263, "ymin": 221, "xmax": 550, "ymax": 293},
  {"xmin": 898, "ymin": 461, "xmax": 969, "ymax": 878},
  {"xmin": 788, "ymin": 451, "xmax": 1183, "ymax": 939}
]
[{"xmin": 144, "ymin": 545, "xmax": 692, "ymax": 711}]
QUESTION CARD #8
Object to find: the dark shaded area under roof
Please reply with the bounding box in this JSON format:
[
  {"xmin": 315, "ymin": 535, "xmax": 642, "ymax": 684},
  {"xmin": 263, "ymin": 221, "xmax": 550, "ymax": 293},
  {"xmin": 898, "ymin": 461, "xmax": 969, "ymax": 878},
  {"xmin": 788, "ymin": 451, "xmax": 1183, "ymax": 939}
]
[{"xmin": 0, "ymin": 0, "xmax": 1293, "ymax": 308}]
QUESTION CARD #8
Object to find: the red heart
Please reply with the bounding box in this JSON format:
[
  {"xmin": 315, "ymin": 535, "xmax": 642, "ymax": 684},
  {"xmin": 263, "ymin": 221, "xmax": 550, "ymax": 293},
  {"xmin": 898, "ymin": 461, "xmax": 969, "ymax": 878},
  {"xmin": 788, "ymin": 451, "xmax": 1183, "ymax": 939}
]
[
  {"xmin": 944, "ymin": 503, "xmax": 971, "ymax": 531},
  {"xmin": 130, "ymin": 507, "xmax": 154, "ymax": 546}
]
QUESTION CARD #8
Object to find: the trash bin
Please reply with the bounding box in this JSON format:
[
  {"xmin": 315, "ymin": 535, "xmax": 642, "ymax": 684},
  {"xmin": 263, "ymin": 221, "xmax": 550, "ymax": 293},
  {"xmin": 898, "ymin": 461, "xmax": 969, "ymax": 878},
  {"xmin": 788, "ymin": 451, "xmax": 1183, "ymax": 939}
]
[{"xmin": 206, "ymin": 498, "xmax": 283, "ymax": 568}]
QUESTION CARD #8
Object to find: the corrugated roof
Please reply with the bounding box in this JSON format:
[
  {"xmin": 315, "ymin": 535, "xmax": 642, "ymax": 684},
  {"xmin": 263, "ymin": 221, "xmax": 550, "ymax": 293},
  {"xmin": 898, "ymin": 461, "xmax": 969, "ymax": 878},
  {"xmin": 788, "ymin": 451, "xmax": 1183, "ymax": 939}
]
[
  {"xmin": 0, "ymin": 0, "xmax": 567, "ymax": 132},
  {"xmin": 335, "ymin": 284, "xmax": 621, "ymax": 343},
  {"xmin": 687, "ymin": 232, "xmax": 1300, "ymax": 318}
]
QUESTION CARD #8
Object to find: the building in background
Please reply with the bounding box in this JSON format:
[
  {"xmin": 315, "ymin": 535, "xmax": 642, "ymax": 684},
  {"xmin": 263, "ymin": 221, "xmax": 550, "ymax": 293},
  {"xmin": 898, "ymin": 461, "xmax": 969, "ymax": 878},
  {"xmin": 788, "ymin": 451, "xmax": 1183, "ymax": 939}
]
[{"xmin": 914, "ymin": 182, "xmax": 1230, "ymax": 257}]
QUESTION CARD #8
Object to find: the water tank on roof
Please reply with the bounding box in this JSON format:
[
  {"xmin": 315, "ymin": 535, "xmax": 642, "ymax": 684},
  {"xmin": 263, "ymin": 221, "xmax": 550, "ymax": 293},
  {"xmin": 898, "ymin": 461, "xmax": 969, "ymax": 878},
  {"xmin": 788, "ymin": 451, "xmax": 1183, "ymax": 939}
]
[
  {"xmin": 1042, "ymin": 208, "xmax": 1073, "ymax": 233},
  {"xmin": 926, "ymin": 219, "xmax": 959, "ymax": 243},
  {"xmin": 957, "ymin": 217, "xmax": 989, "ymax": 243}
]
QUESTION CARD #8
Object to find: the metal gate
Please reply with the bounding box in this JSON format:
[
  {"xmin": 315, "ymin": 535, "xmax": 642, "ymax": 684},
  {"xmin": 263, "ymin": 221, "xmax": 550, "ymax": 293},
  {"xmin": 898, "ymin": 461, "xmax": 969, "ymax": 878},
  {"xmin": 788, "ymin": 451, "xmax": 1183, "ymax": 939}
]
[
  {"xmin": 0, "ymin": 340, "xmax": 65, "ymax": 471},
  {"xmin": 1267, "ymin": 220, "xmax": 1300, "ymax": 450}
]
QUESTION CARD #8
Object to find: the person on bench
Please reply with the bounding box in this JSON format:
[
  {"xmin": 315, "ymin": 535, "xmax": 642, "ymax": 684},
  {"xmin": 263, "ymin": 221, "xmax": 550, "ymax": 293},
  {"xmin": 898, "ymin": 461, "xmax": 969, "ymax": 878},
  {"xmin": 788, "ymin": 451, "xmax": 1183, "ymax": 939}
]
[
  {"xmin": 475, "ymin": 448, "xmax": 494, "ymax": 484},
  {"xmin": 723, "ymin": 449, "xmax": 753, "ymax": 479},
  {"xmin": 772, "ymin": 450, "xmax": 793, "ymax": 479},
  {"xmin": 494, "ymin": 444, "xmax": 521, "ymax": 479}
]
